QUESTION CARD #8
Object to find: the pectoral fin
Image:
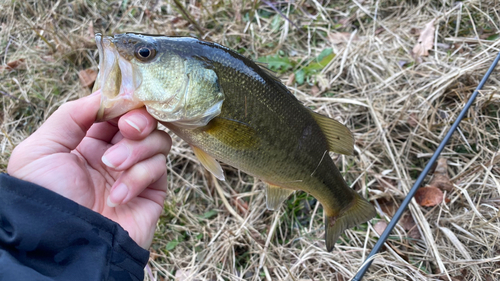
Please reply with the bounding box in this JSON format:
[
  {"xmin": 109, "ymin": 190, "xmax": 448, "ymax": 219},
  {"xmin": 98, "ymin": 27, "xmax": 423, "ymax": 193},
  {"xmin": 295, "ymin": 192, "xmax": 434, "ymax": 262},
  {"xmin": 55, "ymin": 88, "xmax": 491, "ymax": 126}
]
[
  {"xmin": 311, "ymin": 111, "xmax": 354, "ymax": 155},
  {"xmin": 204, "ymin": 117, "xmax": 259, "ymax": 149},
  {"xmin": 191, "ymin": 145, "xmax": 225, "ymax": 181},
  {"xmin": 265, "ymin": 183, "xmax": 295, "ymax": 210}
]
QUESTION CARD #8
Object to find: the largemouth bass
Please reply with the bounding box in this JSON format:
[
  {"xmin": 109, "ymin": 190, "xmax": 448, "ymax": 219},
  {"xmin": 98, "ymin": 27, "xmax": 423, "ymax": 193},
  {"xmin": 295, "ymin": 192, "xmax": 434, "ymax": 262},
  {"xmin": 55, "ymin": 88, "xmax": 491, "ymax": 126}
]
[{"xmin": 93, "ymin": 33, "xmax": 376, "ymax": 251}]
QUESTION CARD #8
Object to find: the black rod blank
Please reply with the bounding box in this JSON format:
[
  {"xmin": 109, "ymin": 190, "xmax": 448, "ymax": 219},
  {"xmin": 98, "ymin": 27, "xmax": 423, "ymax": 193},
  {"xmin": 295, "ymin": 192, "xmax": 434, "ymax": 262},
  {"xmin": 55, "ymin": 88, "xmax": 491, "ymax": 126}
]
[{"xmin": 352, "ymin": 51, "xmax": 500, "ymax": 281}]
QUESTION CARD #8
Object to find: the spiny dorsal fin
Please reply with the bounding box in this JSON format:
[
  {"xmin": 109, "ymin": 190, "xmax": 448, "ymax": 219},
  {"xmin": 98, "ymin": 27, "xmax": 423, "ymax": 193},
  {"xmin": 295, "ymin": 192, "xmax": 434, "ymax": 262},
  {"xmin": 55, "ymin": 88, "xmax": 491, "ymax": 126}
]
[
  {"xmin": 265, "ymin": 183, "xmax": 295, "ymax": 210},
  {"xmin": 255, "ymin": 62, "xmax": 283, "ymax": 84},
  {"xmin": 311, "ymin": 111, "xmax": 354, "ymax": 155},
  {"xmin": 191, "ymin": 145, "xmax": 225, "ymax": 181},
  {"xmin": 254, "ymin": 61, "xmax": 300, "ymax": 102}
]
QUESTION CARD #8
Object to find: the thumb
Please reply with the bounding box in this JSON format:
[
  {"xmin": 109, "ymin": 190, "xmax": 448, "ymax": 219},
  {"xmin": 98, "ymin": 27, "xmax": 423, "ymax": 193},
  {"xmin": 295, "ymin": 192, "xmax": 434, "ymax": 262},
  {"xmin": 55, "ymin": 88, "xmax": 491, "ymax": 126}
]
[
  {"xmin": 18, "ymin": 92, "xmax": 102, "ymax": 159},
  {"xmin": 34, "ymin": 91, "xmax": 102, "ymax": 153}
]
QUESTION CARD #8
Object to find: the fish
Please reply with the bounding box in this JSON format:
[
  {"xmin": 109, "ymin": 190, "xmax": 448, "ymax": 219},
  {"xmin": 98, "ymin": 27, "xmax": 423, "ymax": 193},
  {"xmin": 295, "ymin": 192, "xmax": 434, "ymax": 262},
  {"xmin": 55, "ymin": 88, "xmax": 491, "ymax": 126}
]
[{"xmin": 93, "ymin": 33, "xmax": 376, "ymax": 251}]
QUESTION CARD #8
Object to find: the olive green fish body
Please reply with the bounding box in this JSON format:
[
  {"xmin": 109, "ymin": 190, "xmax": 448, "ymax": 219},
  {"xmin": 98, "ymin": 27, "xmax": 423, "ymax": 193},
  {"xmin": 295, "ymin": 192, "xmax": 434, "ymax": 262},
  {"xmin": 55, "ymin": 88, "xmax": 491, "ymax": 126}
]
[
  {"xmin": 163, "ymin": 46, "xmax": 355, "ymax": 214},
  {"xmin": 94, "ymin": 33, "xmax": 376, "ymax": 251}
]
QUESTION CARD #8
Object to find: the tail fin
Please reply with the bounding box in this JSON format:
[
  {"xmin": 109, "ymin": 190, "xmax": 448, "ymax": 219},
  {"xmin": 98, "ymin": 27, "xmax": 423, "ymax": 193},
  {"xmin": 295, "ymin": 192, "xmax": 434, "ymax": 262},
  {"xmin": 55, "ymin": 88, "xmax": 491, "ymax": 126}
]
[{"xmin": 325, "ymin": 192, "xmax": 376, "ymax": 251}]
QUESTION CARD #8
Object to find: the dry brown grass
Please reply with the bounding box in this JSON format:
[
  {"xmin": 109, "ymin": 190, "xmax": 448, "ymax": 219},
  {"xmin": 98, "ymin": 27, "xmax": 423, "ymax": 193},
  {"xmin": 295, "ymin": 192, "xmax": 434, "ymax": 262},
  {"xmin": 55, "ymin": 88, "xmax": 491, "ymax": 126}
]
[{"xmin": 1, "ymin": 0, "xmax": 500, "ymax": 280}]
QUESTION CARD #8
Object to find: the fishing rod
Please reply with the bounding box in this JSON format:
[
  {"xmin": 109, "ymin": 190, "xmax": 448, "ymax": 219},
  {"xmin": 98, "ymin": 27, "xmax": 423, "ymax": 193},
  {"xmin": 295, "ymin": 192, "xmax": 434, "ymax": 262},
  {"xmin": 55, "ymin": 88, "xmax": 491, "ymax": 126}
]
[{"xmin": 352, "ymin": 50, "xmax": 500, "ymax": 281}]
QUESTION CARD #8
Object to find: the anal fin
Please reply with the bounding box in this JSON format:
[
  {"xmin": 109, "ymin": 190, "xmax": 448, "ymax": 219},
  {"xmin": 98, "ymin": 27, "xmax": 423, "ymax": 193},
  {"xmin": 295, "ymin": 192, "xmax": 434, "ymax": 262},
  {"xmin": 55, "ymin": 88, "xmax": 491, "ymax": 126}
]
[
  {"xmin": 191, "ymin": 145, "xmax": 225, "ymax": 181},
  {"xmin": 265, "ymin": 183, "xmax": 295, "ymax": 210}
]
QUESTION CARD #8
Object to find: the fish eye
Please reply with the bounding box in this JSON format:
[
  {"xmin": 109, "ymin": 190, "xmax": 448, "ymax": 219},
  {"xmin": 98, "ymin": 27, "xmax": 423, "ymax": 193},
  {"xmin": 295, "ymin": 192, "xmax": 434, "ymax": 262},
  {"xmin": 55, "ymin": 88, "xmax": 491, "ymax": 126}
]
[{"xmin": 135, "ymin": 46, "xmax": 156, "ymax": 61}]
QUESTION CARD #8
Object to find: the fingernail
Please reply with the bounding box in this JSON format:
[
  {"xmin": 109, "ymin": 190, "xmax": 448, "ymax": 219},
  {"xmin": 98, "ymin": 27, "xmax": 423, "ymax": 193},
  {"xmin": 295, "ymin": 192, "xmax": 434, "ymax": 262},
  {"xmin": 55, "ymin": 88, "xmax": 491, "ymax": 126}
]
[
  {"xmin": 124, "ymin": 114, "xmax": 148, "ymax": 133},
  {"xmin": 102, "ymin": 144, "xmax": 130, "ymax": 168},
  {"xmin": 107, "ymin": 183, "xmax": 128, "ymax": 207}
]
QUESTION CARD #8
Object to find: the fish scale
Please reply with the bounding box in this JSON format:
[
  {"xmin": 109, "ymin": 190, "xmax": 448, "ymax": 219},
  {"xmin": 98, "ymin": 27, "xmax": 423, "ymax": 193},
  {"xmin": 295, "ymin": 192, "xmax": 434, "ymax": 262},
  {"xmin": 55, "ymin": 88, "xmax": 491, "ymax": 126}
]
[{"xmin": 94, "ymin": 33, "xmax": 376, "ymax": 251}]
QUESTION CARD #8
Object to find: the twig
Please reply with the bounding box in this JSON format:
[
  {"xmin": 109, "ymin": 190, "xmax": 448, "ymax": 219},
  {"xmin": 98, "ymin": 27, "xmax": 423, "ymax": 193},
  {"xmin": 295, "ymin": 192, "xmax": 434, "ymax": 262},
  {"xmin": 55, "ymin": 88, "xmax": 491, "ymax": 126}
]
[{"xmin": 172, "ymin": 0, "xmax": 205, "ymax": 37}]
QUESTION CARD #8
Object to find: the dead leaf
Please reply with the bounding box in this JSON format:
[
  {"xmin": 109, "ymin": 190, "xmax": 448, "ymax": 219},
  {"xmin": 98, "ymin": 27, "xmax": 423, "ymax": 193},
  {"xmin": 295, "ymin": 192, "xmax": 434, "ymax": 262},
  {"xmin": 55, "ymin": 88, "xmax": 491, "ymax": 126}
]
[
  {"xmin": 311, "ymin": 85, "xmax": 320, "ymax": 96},
  {"xmin": 328, "ymin": 32, "xmax": 359, "ymax": 44},
  {"xmin": 88, "ymin": 21, "xmax": 95, "ymax": 39},
  {"xmin": 286, "ymin": 72, "xmax": 295, "ymax": 86},
  {"xmin": 316, "ymin": 74, "xmax": 329, "ymax": 92},
  {"xmin": 429, "ymin": 158, "xmax": 453, "ymax": 192},
  {"xmin": 401, "ymin": 212, "xmax": 421, "ymax": 239},
  {"xmin": 436, "ymin": 43, "xmax": 451, "ymax": 50},
  {"xmin": 375, "ymin": 175, "xmax": 398, "ymax": 191},
  {"xmin": 338, "ymin": 15, "xmax": 354, "ymax": 27},
  {"xmin": 408, "ymin": 112, "xmax": 419, "ymax": 127},
  {"xmin": 0, "ymin": 58, "xmax": 25, "ymax": 72},
  {"xmin": 375, "ymin": 27, "xmax": 385, "ymax": 35},
  {"xmin": 42, "ymin": 55, "xmax": 55, "ymax": 62},
  {"xmin": 411, "ymin": 19, "xmax": 435, "ymax": 60},
  {"xmin": 78, "ymin": 69, "xmax": 97, "ymax": 88},
  {"xmin": 374, "ymin": 220, "xmax": 388, "ymax": 236},
  {"xmin": 336, "ymin": 273, "xmax": 346, "ymax": 281},
  {"xmin": 441, "ymin": 277, "xmax": 465, "ymax": 281},
  {"xmin": 175, "ymin": 269, "xmax": 190, "ymax": 280},
  {"xmin": 175, "ymin": 269, "xmax": 201, "ymax": 281},
  {"xmin": 377, "ymin": 198, "xmax": 397, "ymax": 217},
  {"xmin": 415, "ymin": 186, "xmax": 443, "ymax": 207}
]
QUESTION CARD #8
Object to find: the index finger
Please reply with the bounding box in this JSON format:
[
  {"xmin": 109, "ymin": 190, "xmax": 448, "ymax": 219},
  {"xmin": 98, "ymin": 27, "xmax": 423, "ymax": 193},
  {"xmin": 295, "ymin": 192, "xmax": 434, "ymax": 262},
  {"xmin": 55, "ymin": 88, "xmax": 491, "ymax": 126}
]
[{"xmin": 118, "ymin": 108, "xmax": 158, "ymax": 141}]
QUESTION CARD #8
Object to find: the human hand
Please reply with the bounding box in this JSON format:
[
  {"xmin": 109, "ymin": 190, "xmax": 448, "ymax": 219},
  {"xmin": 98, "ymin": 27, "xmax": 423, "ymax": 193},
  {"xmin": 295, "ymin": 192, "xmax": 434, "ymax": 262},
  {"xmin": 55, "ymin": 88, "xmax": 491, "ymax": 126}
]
[{"xmin": 7, "ymin": 91, "xmax": 171, "ymax": 249}]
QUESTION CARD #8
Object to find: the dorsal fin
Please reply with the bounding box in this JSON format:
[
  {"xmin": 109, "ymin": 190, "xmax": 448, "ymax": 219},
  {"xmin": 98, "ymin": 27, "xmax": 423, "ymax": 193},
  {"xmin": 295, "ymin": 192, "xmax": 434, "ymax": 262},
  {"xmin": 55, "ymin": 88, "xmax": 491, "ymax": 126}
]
[
  {"xmin": 311, "ymin": 112, "xmax": 354, "ymax": 155},
  {"xmin": 255, "ymin": 62, "xmax": 283, "ymax": 84}
]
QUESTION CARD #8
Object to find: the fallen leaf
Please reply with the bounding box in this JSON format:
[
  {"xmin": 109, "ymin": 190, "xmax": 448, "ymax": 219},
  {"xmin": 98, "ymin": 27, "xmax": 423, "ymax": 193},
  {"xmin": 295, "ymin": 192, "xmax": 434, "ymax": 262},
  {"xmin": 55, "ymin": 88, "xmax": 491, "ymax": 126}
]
[
  {"xmin": 175, "ymin": 269, "xmax": 196, "ymax": 281},
  {"xmin": 436, "ymin": 43, "xmax": 451, "ymax": 49},
  {"xmin": 0, "ymin": 58, "xmax": 25, "ymax": 71},
  {"xmin": 171, "ymin": 17, "xmax": 183, "ymax": 24},
  {"xmin": 328, "ymin": 32, "xmax": 359, "ymax": 44},
  {"xmin": 286, "ymin": 72, "xmax": 295, "ymax": 86},
  {"xmin": 429, "ymin": 158, "xmax": 453, "ymax": 192},
  {"xmin": 441, "ymin": 268, "xmax": 467, "ymax": 281},
  {"xmin": 88, "ymin": 21, "xmax": 95, "ymax": 39},
  {"xmin": 411, "ymin": 19, "xmax": 435, "ymax": 60},
  {"xmin": 377, "ymin": 198, "xmax": 397, "ymax": 217},
  {"xmin": 42, "ymin": 55, "xmax": 55, "ymax": 62},
  {"xmin": 374, "ymin": 220, "xmax": 388, "ymax": 236},
  {"xmin": 316, "ymin": 74, "xmax": 329, "ymax": 92},
  {"xmin": 443, "ymin": 277, "xmax": 465, "ymax": 281},
  {"xmin": 401, "ymin": 212, "xmax": 421, "ymax": 239},
  {"xmin": 338, "ymin": 16, "xmax": 354, "ymax": 27},
  {"xmin": 408, "ymin": 112, "xmax": 419, "ymax": 127},
  {"xmin": 398, "ymin": 60, "xmax": 410, "ymax": 68},
  {"xmin": 375, "ymin": 27, "xmax": 385, "ymax": 35},
  {"xmin": 336, "ymin": 273, "xmax": 347, "ymax": 281},
  {"xmin": 310, "ymin": 85, "xmax": 320, "ymax": 96},
  {"xmin": 78, "ymin": 69, "xmax": 97, "ymax": 88},
  {"xmin": 415, "ymin": 186, "xmax": 443, "ymax": 207},
  {"xmin": 375, "ymin": 175, "xmax": 398, "ymax": 192}
]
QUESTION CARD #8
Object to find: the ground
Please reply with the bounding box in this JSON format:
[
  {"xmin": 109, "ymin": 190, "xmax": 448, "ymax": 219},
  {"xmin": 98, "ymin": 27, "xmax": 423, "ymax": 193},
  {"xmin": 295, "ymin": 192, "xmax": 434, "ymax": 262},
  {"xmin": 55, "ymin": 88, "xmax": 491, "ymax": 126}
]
[{"xmin": 1, "ymin": 0, "xmax": 499, "ymax": 280}]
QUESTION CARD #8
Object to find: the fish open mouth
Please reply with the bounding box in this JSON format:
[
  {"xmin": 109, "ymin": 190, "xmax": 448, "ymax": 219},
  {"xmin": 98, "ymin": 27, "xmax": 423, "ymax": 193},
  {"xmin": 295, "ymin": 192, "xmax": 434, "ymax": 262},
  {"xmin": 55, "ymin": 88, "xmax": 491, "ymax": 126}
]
[{"xmin": 93, "ymin": 33, "xmax": 143, "ymax": 122}]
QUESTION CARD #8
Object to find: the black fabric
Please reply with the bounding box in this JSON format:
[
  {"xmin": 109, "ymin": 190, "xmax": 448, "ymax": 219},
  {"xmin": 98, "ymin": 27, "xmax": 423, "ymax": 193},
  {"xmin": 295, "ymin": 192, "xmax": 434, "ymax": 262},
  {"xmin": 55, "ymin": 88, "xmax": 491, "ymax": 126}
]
[{"xmin": 0, "ymin": 173, "xmax": 149, "ymax": 281}]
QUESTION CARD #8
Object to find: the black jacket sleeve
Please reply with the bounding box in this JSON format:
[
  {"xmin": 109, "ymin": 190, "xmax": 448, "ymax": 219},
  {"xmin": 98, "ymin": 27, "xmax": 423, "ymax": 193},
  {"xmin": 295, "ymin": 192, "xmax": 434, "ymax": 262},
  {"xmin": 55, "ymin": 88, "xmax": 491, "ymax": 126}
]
[{"xmin": 0, "ymin": 173, "xmax": 149, "ymax": 281}]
